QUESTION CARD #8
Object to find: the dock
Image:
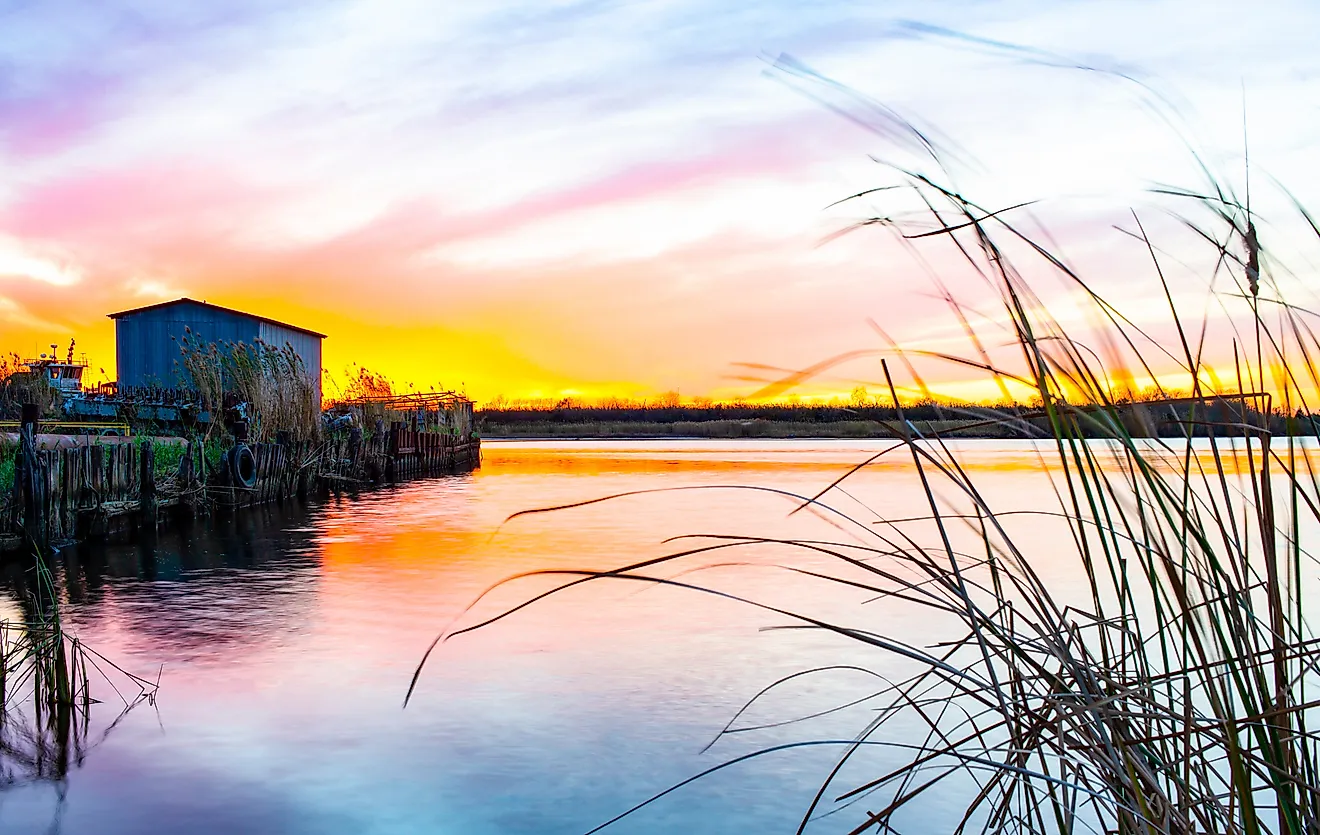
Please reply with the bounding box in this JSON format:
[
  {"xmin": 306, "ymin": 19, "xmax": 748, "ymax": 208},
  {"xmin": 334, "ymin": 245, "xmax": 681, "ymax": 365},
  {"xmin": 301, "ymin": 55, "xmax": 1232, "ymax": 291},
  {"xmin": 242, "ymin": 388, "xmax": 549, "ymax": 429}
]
[{"xmin": 2, "ymin": 426, "xmax": 480, "ymax": 554}]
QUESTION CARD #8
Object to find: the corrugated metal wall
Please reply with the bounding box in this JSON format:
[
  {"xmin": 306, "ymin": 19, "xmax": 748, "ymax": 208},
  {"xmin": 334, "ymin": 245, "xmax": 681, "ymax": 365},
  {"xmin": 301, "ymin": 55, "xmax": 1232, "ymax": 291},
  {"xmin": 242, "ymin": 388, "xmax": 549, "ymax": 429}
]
[
  {"xmin": 116, "ymin": 304, "xmax": 259, "ymax": 389},
  {"xmin": 258, "ymin": 321, "xmax": 323, "ymax": 402},
  {"xmin": 116, "ymin": 302, "xmax": 322, "ymax": 398}
]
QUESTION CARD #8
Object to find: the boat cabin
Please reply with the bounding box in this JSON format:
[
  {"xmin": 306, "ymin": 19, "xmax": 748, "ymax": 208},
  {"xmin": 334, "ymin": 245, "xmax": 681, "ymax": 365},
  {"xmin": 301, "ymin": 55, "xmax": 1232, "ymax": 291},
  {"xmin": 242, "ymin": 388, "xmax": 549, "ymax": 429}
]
[{"xmin": 23, "ymin": 341, "xmax": 89, "ymax": 395}]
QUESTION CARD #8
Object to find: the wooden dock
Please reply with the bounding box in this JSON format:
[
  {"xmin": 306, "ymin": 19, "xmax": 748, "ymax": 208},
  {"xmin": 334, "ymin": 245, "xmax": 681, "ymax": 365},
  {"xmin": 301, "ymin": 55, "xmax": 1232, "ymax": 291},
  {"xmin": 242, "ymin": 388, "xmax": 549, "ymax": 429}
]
[{"xmin": 2, "ymin": 428, "xmax": 480, "ymax": 554}]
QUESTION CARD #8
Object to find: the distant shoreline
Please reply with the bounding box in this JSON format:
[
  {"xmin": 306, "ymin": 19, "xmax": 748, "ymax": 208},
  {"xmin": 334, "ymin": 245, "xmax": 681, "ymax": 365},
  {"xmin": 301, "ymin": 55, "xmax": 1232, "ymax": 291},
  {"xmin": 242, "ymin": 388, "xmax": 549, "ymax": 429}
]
[
  {"xmin": 478, "ymin": 402, "xmax": 1314, "ymax": 440},
  {"xmin": 479, "ymin": 419, "xmax": 1020, "ymax": 441}
]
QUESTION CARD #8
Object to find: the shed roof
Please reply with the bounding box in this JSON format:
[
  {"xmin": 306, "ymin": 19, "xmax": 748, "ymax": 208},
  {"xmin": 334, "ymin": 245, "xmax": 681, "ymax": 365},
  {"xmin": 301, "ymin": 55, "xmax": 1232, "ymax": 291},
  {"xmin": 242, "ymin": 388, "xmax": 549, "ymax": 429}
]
[{"xmin": 107, "ymin": 297, "xmax": 327, "ymax": 339}]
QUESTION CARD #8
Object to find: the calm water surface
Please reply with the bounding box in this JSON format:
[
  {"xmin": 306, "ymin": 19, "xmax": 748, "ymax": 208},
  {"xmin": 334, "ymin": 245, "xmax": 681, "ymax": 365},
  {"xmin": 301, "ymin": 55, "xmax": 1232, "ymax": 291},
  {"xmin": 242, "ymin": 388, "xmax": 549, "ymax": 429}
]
[{"xmin": 0, "ymin": 439, "xmax": 1293, "ymax": 834}]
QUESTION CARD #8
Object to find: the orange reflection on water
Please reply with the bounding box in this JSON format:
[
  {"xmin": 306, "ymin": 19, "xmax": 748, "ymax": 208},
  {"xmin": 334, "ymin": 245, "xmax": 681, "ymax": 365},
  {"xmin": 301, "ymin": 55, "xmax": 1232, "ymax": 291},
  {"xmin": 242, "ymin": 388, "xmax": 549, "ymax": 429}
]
[{"xmin": 18, "ymin": 438, "xmax": 1320, "ymax": 835}]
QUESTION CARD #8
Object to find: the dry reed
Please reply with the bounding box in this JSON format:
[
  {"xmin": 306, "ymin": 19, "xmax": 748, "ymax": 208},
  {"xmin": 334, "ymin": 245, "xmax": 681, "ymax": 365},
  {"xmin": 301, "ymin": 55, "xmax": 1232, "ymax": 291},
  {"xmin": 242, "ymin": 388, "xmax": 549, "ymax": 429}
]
[
  {"xmin": 175, "ymin": 330, "xmax": 320, "ymax": 442},
  {"xmin": 409, "ymin": 61, "xmax": 1320, "ymax": 835}
]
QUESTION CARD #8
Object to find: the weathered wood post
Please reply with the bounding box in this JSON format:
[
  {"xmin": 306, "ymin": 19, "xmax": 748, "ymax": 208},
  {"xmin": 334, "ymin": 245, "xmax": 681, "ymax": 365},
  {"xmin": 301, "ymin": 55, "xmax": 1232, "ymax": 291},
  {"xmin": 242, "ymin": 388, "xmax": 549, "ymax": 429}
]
[
  {"xmin": 348, "ymin": 426, "xmax": 362, "ymax": 469},
  {"xmin": 386, "ymin": 421, "xmax": 401, "ymax": 481},
  {"xmin": 59, "ymin": 446, "xmax": 72, "ymax": 538},
  {"xmin": 180, "ymin": 439, "xmax": 195, "ymax": 515},
  {"xmin": 6, "ymin": 442, "xmax": 19, "ymax": 534},
  {"xmin": 273, "ymin": 432, "xmax": 288, "ymax": 500},
  {"xmin": 20, "ymin": 402, "xmax": 38, "ymax": 435},
  {"xmin": 88, "ymin": 442, "xmax": 105, "ymax": 538},
  {"xmin": 18, "ymin": 404, "xmax": 45, "ymax": 551},
  {"xmin": 296, "ymin": 441, "xmax": 311, "ymax": 500},
  {"xmin": 140, "ymin": 442, "xmax": 157, "ymax": 533}
]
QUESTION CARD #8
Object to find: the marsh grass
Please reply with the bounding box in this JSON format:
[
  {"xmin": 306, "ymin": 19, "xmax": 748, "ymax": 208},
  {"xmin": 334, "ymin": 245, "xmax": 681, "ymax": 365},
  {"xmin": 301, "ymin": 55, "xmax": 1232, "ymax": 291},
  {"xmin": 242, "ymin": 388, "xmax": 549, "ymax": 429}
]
[
  {"xmin": 145, "ymin": 437, "xmax": 187, "ymax": 479},
  {"xmin": 175, "ymin": 330, "xmax": 320, "ymax": 442},
  {"xmin": 0, "ymin": 439, "xmax": 13, "ymax": 496},
  {"xmin": 3, "ymin": 432, "xmax": 158, "ymax": 787},
  {"xmin": 0, "ymin": 354, "xmax": 57, "ymax": 421},
  {"xmin": 1, "ymin": 549, "xmax": 157, "ymax": 787},
  {"xmin": 138, "ymin": 436, "xmax": 202, "ymax": 497},
  {"xmin": 410, "ymin": 66, "xmax": 1320, "ymax": 835}
]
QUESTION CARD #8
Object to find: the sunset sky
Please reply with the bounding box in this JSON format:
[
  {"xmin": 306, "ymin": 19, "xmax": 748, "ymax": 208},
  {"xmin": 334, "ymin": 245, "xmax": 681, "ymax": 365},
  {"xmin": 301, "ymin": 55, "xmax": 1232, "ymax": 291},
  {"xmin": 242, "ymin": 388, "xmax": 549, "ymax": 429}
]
[{"xmin": 2, "ymin": 1, "xmax": 1319, "ymax": 403}]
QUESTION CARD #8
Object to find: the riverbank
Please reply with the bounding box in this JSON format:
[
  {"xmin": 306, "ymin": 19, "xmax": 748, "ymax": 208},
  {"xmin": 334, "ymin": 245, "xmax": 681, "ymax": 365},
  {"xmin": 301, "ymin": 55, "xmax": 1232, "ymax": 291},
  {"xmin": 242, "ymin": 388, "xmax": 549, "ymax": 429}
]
[{"xmin": 0, "ymin": 429, "xmax": 480, "ymax": 555}]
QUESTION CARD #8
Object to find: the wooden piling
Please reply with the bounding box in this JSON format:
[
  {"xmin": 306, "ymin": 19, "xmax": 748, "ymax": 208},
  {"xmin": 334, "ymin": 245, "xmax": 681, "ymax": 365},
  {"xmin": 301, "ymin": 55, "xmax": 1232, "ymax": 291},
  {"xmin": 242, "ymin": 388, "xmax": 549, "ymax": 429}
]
[
  {"xmin": 4, "ymin": 428, "xmax": 480, "ymax": 553},
  {"xmin": 140, "ymin": 442, "xmax": 156, "ymax": 532}
]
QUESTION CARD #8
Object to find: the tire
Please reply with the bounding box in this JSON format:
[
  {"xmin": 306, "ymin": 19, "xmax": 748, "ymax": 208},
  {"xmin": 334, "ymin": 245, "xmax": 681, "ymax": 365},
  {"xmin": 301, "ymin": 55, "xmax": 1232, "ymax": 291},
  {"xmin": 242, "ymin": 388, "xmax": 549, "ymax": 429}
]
[{"xmin": 229, "ymin": 444, "xmax": 258, "ymax": 489}]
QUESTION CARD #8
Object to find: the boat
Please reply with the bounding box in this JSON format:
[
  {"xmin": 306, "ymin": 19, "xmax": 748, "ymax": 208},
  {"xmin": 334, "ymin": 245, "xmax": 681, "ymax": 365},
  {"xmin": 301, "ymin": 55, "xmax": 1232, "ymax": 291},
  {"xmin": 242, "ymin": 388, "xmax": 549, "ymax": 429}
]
[{"xmin": 21, "ymin": 340, "xmax": 89, "ymax": 395}]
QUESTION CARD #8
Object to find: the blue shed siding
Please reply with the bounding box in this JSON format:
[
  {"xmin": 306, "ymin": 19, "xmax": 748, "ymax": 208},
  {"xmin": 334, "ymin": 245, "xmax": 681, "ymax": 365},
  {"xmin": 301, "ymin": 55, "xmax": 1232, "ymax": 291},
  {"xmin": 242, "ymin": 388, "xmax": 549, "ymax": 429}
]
[
  {"xmin": 116, "ymin": 306, "xmax": 259, "ymax": 389},
  {"xmin": 258, "ymin": 321, "xmax": 322, "ymax": 402},
  {"xmin": 114, "ymin": 301, "xmax": 323, "ymax": 400}
]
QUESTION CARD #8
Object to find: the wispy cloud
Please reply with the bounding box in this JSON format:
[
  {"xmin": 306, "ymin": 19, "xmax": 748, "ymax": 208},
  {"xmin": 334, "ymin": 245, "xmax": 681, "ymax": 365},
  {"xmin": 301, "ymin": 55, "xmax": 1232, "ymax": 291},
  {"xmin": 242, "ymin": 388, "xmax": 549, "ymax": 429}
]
[{"xmin": 1, "ymin": 0, "xmax": 1318, "ymax": 398}]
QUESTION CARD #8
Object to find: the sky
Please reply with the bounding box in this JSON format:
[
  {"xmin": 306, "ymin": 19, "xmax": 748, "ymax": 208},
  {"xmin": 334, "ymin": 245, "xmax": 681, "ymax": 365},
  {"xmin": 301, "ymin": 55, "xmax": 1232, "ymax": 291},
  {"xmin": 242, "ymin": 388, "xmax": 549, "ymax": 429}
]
[{"xmin": 2, "ymin": 0, "xmax": 1319, "ymax": 403}]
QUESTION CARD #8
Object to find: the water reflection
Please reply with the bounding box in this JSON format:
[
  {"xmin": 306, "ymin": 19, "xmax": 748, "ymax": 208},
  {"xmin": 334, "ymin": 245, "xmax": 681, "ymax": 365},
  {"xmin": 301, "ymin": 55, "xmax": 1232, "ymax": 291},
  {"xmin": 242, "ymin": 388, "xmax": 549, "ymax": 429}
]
[
  {"xmin": 0, "ymin": 440, "xmax": 1308, "ymax": 834},
  {"xmin": 0, "ymin": 565, "xmax": 156, "ymax": 804},
  {"xmin": 51, "ymin": 506, "xmax": 323, "ymax": 664}
]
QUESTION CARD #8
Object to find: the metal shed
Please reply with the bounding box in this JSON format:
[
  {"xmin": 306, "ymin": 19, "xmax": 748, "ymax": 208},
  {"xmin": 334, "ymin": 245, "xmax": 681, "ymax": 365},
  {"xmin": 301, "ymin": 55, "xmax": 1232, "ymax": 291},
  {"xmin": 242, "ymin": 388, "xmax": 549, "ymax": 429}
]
[{"xmin": 108, "ymin": 298, "xmax": 324, "ymax": 400}]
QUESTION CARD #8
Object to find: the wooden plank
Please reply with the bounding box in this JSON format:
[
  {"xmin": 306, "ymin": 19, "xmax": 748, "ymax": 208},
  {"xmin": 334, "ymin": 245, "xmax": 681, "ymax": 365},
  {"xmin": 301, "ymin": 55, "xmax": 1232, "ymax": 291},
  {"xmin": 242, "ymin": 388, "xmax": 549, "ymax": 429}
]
[
  {"xmin": 141, "ymin": 442, "xmax": 156, "ymax": 530},
  {"xmin": 46, "ymin": 451, "xmax": 56, "ymax": 541},
  {"xmin": 91, "ymin": 443, "xmax": 103, "ymax": 510},
  {"xmin": 58, "ymin": 449, "xmax": 69, "ymax": 537}
]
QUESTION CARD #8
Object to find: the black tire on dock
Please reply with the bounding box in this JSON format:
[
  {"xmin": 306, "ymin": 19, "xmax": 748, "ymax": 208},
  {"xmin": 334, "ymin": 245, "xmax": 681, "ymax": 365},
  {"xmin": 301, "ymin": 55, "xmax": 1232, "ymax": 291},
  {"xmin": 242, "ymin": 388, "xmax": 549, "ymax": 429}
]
[{"xmin": 229, "ymin": 444, "xmax": 258, "ymax": 489}]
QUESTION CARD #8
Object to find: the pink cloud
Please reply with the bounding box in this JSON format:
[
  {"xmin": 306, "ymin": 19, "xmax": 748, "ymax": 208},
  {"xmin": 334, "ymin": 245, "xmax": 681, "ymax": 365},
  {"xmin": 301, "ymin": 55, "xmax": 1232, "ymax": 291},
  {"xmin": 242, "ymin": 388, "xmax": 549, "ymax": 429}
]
[
  {"xmin": 4, "ymin": 110, "xmax": 842, "ymax": 278},
  {"xmin": 0, "ymin": 70, "xmax": 124, "ymax": 157},
  {"xmin": 3, "ymin": 163, "xmax": 277, "ymax": 245}
]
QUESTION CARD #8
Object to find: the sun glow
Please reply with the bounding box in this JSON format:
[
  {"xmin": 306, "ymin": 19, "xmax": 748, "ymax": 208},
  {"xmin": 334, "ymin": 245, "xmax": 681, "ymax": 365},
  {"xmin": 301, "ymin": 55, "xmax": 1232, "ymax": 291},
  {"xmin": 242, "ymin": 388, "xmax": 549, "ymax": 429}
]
[{"xmin": 2, "ymin": 3, "xmax": 1318, "ymax": 405}]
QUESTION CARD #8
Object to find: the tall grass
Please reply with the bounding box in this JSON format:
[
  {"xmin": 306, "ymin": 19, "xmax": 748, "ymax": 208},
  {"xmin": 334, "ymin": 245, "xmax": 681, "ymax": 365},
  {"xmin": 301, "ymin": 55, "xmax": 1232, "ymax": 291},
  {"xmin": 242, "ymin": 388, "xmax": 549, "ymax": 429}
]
[
  {"xmin": 175, "ymin": 330, "xmax": 320, "ymax": 442},
  {"xmin": 410, "ymin": 65, "xmax": 1320, "ymax": 835},
  {"xmin": 1, "ymin": 548, "xmax": 157, "ymax": 786},
  {"xmin": 2, "ymin": 407, "xmax": 158, "ymax": 788},
  {"xmin": 0, "ymin": 353, "xmax": 57, "ymax": 420},
  {"xmin": 0, "ymin": 438, "xmax": 13, "ymax": 496}
]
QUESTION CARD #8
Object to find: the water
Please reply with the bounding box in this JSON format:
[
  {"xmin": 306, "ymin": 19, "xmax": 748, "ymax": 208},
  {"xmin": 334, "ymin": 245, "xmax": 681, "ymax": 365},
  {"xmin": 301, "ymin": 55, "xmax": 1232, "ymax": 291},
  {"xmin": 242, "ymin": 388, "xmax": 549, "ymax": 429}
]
[{"xmin": 0, "ymin": 439, "xmax": 1298, "ymax": 833}]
